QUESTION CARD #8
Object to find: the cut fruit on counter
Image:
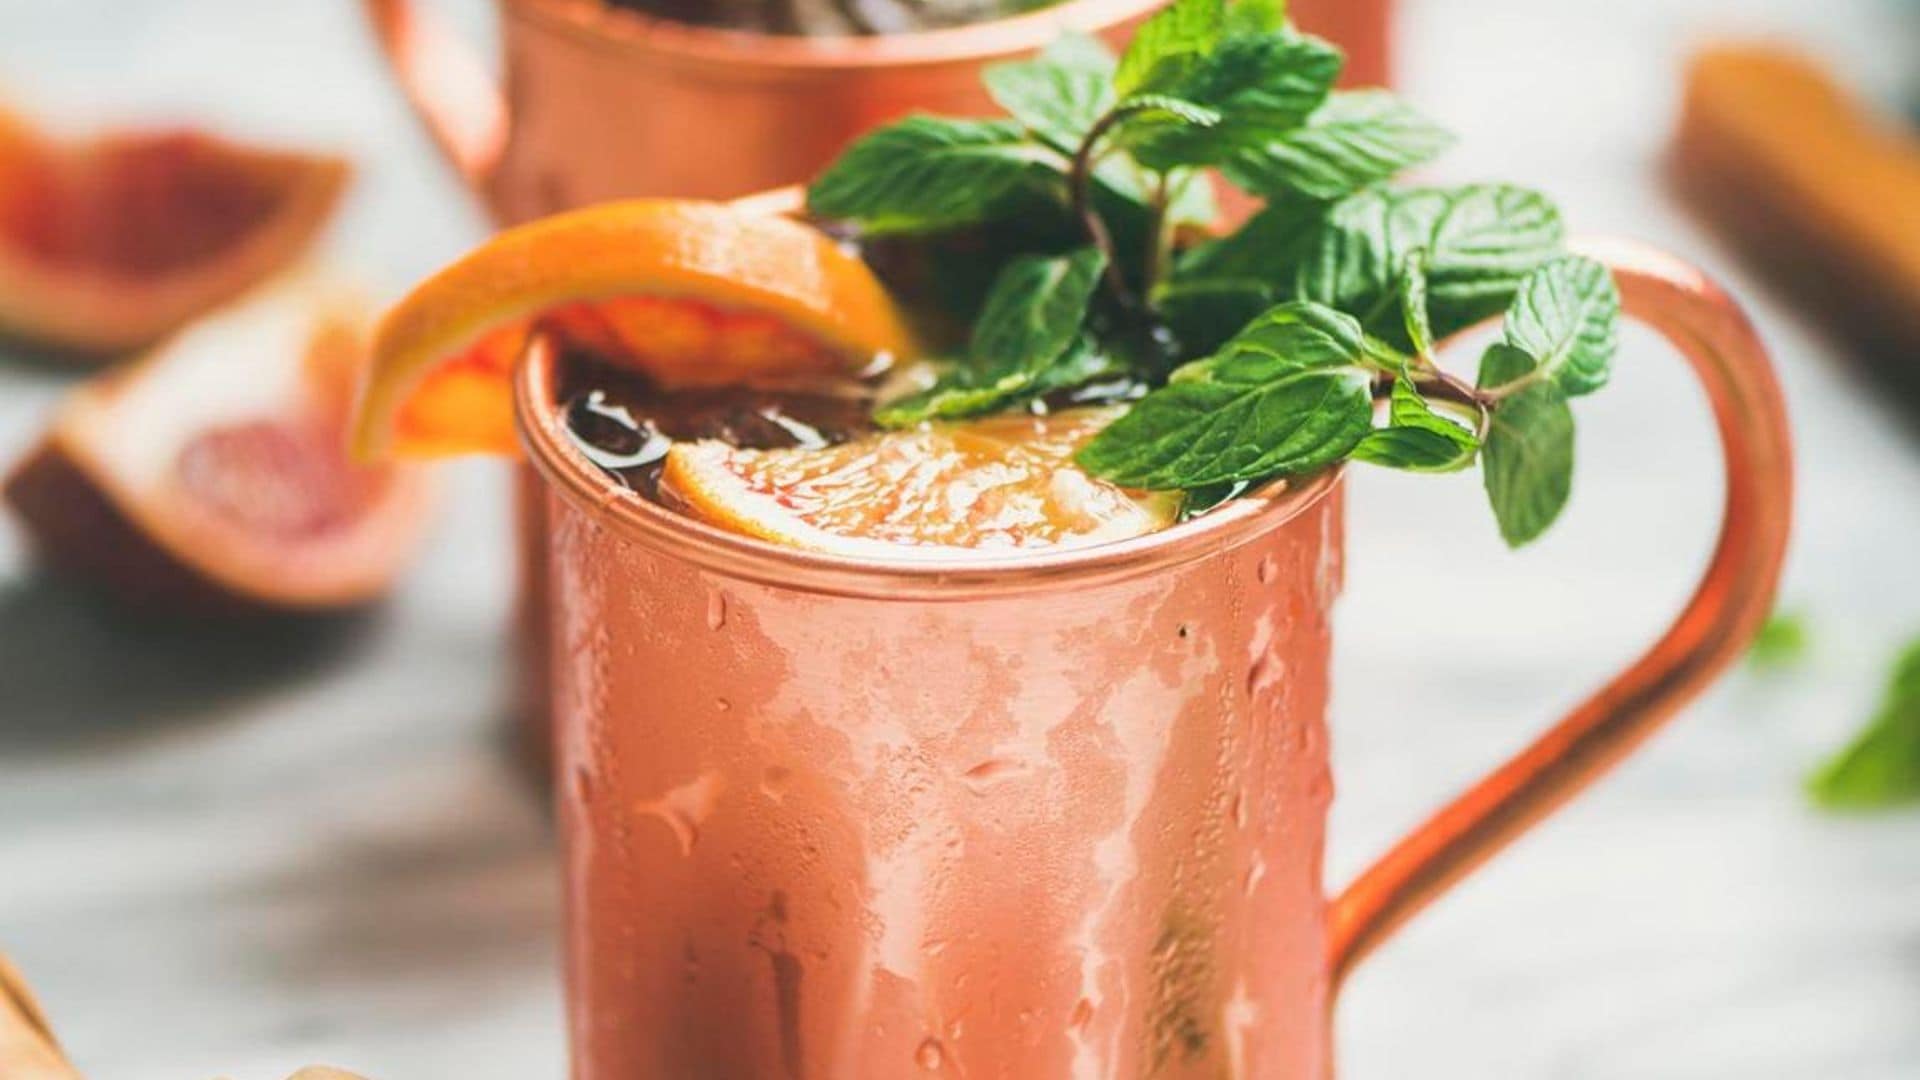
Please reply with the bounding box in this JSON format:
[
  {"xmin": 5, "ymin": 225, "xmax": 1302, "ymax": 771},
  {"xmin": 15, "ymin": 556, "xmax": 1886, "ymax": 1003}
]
[
  {"xmin": 351, "ymin": 198, "xmax": 918, "ymax": 459},
  {"xmin": 0, "ymin": 106, "xmax": 348, "ymax": 357},
  {"xmin": 661, "ymin": 408, "xmax": 1178, "ymax": 556},
  {"xmin": 3, "ymin": 279, "xmax": 433, "ymax": 613}
]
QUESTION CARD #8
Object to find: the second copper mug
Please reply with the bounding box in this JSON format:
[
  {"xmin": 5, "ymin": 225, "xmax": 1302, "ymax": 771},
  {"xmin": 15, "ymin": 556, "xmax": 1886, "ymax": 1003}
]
[
  {"xmin": 514, "ymin": 232, "xmax": 1791, "ymax": 1075},
  {"xmin": 361, "ymin": 0, "xmax": 1394, "ymax": 763}
]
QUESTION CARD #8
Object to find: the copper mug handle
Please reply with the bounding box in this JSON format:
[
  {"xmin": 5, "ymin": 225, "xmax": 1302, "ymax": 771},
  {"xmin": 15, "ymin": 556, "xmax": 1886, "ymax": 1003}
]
[
  {"xmin": 361, "ymin": 0, "xmax": 508, "ymax": 188},
  {"xmin": 1329, "ymin": 237, "xmax": 1794, "ymax": 985}
]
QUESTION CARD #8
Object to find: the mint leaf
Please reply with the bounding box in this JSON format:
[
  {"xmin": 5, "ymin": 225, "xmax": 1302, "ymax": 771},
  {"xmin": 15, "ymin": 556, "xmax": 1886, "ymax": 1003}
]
[
  {"xmin": 1503, "ymin": 254, "xmax": 1619, "ymax": 396},
  {"xmin": 807, "ymin": 117, "xmax": 1062, "ymax": 234},
  {"xmin": 1808, "ymin": 637, "xmax": 1920, "ymax": 810},
  {"xmin": 877, "ymin": 248, "xmax": 1109, "ymax": 426},
  {"xmin": 984, "ymin": 34, "xmax": 1116, "ymax": 152},
  {"xmin": 1478, "ymin": 342, "xmax": 1573, "ymax": 546},
  {"xmin": 1180, "ymin": 478, "xmax": 1254, "ymax": 518},
  {"xmin": 1173, "ymin": 196, "xmax": 1330, "ymax": 288},
  {"xmin": 1121, "ymin": 93, "xmax": 1227, "ymax": 129},
  {"xmin": 1154, "ymin": 277, "xmax": 1274, "ymax": 357},
  {"xmin": 878, "ymin": 335, "xmax": 1124, "ymax": 426},
  {"xmin": 970, "ymin": 245, "xmax": 1108, "ymax": 366},
  {"xmin": 1113, "ymin": 0, "xmax": 1224, "ymax": 98},
  {"xmin": 1352, "ymin": 367, "xmax": 1477, "ymax": 472},
  {"xmin": 1297, "ymin": 184, "xmax": 1566, "ymax": 348},
  {"xmin": 1400, "ymin": 247, "xmax": 1434, "ymax": 356},
  {"xmin": 1222, "ymin": 0, "xmax": 1285, "ymax": 35},
  {"xmin": 875, "ymin": 367, "xmax": 1030, "ymax": 426},
  {"xmin": 1223, "ymin": 90, "xmax": 1453, "ymax": 200},
  {"xmin": 1076, "ymin": 301, "xmax": 1376, "ymax": 487},
  {"xmin": 1126, "ymin": 30, "xmax": 1343, "ymax": 172}
]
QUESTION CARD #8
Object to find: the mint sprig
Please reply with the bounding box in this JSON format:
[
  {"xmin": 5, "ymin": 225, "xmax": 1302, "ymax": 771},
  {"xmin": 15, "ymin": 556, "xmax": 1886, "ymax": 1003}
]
[{"xmin": 804, "ymin": 0, "xmax": 1624, "ymax": 546}]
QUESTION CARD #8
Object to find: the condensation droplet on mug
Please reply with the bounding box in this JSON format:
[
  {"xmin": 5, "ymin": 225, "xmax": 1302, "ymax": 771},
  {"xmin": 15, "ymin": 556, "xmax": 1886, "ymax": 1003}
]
[
  {"xmin": 636, "ymin": 771, "xmax": 724, "ymax": 857},
  {"xmin": 1070, "ymin": 997, "xmax": 1095, "ymax": 1031},
  {"xmin": 915, "ymin": 1036, "xmax": 945, "ymax": 1070},
  {"xmin": 761, "ymin": 765, "xmax": 792, "ymax": 801},
  {"xmin": 705, "ymin": 591, "xmax": 728, "ymax": 631},
  {"xmin": 1256, "ymin": 553, "xmax": 1278, "ymax": 584},
  {"xmin": 1244, "ymin": 851, "xmax": 1268, "ymax": 896},
  {"xmin": 1230, "ymin": 788, "xmax": 1248, "ymax": 829},
  {"xmin": 961, "ymin": 757, "xmax": 1025, "ymax": 793},
  {"xmin": 715, "ymin": 697, "xmax": 732, "ymax": 712},
  {"xmin": 1246, "ymin": 655, "xmax": 1285, "ymax": 699}
]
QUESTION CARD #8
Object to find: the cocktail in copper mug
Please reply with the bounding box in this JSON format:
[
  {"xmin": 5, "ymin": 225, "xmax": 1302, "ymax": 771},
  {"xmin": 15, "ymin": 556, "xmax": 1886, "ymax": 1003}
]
[
  {"xmin": 360, "ymin": 0, "xmax": 1393, "ymax": 762},
  {"xmin": 510, "ymin": 212, "xmax": 1791, "ymax": 1074}
]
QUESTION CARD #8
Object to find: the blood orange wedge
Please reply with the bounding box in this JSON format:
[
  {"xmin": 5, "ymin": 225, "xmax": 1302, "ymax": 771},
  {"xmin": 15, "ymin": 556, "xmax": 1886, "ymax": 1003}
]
[
  {"xmin": 352, "ymin": 199, "xmax": 918, "ymax": 459},
  {"xmin": 0, "ymin": 107, "xmax": 349, "ymax": 357},
  {"xmin": 3, "ymin": 280, "xmax": 432, "ymax": 613},
  {"xmin": 660, "ymin": 408, "xmax": 1178, "ymax": 557}
]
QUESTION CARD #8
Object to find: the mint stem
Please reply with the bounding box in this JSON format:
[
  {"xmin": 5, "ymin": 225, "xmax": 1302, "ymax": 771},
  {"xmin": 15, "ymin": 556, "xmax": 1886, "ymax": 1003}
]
[
  {"xmin": 1068, "ymin": 109, "xmax": 1135, "ymax": 308},
  {"xmin": 1382, "ymin": 367, "xmax": 1493, "ymax": 437},
  {"xmin": 1143, "ymin": 172, "xmax": 1172, "ymax": 299}
]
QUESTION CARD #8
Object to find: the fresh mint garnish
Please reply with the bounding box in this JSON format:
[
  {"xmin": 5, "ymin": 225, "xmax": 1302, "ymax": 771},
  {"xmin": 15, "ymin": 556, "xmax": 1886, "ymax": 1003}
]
[
  {"xmin": 983, "ymin": 33, "xmax": 1116, "ymax": 153},
  {"xmin": 1111, "ymin": 0, "xmax": 1228, "ymax": 98},
  {"xmin": 1224, "ymin": 90, "xmax": 1453, "ymax": 200},
  {"xmin": 1399, "ymin": 248, "xmax": 1435, "ymax": 356},
  {"xmin": 806, "ymin": 118, "xmax": 1062, "ymax": 234},
  {"xmin": 972, "ymin": 246, "xmax": 1109, "ymax": 367},
  {"xmin": 1808, "ymin": 636, "xmax": 1920, "ymax": 810},
  {"xmin": 1296, "ymin": 184, "xmax": 1566, "ymax": 349},
  {"xmin": 1502, "ymin": 254, "xmax": 1620, "ymax": 396},
  {"xmin": 1119, "ymin": 30, "xmax": 1342, "ymax": 172},
  {"xmin": 1477, "ymin": 342, "xmax": 1573, "ymax": 546},
  {"xmin": 1075, "ymin": 302, "xmax": 1376, "ymax": 486},
  {"xmin": 1172, "ymin": 196, "xmax": 1331, "ymax": 287},
  {"xmin": 806, "ymin": 0, "xmax": 1623, "ymax": 545},
  {"xmin": 1351, "ymin": 370, "xmax": 1479, "ymax": 473},
  {"xmin": 878, "ymin": 247, "xmax": 1111, "ymax": 426},
  {"xmin": 1154, "ymin": 277, "xmax": 1276, "ymax": 357}
]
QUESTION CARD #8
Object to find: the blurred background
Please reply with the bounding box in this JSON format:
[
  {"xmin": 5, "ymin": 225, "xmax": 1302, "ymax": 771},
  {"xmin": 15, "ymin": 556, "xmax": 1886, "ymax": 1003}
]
[{"xmin": 0, "ymin": 0, "xmax": 1916, "ymax": 1077}]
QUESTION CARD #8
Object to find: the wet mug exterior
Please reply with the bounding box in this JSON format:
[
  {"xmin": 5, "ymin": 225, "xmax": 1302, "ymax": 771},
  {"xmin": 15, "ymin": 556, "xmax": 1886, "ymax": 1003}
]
[
  {"xmin": 519, "ymin": 336, "xmax": 1349, "ymax": 1078},
  {"xmin": 515, "ymin": 236, "xmax": 1793, "ymax": 1076}
]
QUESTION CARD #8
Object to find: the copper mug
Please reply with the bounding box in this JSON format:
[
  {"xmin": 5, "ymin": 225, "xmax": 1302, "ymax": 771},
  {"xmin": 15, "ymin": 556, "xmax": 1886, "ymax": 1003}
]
[
  {"xmin": 513, "ymin": 224, "xmax": 1791, "ymax": 1075},
  {"xmin": 360, "ymin": 0, "xmax": 1393, "ymax": 762}
]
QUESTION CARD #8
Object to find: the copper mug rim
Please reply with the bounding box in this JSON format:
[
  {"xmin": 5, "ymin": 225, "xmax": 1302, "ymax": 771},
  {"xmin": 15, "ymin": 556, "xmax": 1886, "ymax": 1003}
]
[
  {"xmin": 514, "ymin": 333, "xmax": 1342, "ymax": 602},
  {"xmin": 505, "ymin": 0, "xmax": 1171, "ymax": 73}
]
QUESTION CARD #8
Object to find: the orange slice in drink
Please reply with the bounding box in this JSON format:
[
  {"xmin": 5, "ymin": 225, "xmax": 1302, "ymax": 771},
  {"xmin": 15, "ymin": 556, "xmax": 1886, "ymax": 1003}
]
[
  {"xmin": 660, "ymin": 408, "xmax": 1178, "ymax": 557},
  {"xmin": 352, "ymin": 199, "xmax": 918, "ymax": 458}
]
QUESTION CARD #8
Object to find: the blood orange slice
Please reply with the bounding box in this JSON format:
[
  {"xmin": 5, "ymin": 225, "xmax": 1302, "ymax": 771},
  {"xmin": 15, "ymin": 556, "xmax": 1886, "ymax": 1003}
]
[
  {"xmin": 0, "ymin": 107, "xmax": 348, "ymax": 357},
  {"xmin": 352, "ymin": 199, "xmax": 917, "ymax": 459},
  {"xmin": 660, "ymin": 408, "xmax": 1178, "ymax": 556},
  {"xmin": 3, "ymin": 280, "xmax": 432, "ymax": 612}
]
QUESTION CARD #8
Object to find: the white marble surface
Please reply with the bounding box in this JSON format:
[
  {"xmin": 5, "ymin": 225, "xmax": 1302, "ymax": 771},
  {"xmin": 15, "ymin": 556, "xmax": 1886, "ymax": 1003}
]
[{"xmin": 2, "ymin": 1, "xmax": 1918, "ymax": 1077}]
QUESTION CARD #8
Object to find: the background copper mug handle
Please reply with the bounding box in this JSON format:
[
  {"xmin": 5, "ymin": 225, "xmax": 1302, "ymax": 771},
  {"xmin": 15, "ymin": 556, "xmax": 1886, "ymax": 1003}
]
[
  {"xmin": 1329, "ymin": 237, "xmax": 1794, "ymax": 985},
  {"xmin": 361, "ymin": 0, "xmax": 507, "ymax": 188}
]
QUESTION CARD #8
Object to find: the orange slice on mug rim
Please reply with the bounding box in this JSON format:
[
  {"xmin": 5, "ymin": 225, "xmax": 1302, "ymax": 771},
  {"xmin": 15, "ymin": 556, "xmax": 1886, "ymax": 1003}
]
[{"xmin": 351, "ymin": 199, "xmax": 919, "ymax": 458}]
